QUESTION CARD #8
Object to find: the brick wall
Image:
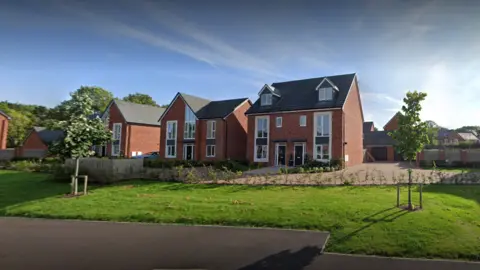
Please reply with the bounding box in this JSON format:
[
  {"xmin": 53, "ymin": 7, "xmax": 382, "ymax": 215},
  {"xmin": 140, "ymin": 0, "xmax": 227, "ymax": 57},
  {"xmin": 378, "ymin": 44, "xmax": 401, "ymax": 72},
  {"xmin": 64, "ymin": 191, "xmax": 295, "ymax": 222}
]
[
  {"xmin": 23, "ymin": 131, "xmax": 48, "ymax": 150},
  {"xmin": 384, "ymin": 113, "xmax": 399, "ymax": 131},
  {"xmin": 342, "ymin": 77, "xmax": 364, "ymax": 166},
  {"xmin": 197, "ymin": 119, "xmax": 226, "ymax": 161},
  {"xmin": 127, "ymin": 124, "xmax": 161, "ymax": 157},
  {"xmin": 160, "ymin": 95, "xmax": 186, "ymax": 160},
  {"xmin": 106, "ymin": 102, "xmax": 128, "ymax": 157},
  {"xmin": 225, "ymin": 100, "xmax": 251, "ymax": 161},
  {"xmin": 246, "ymin": 109, "xmax": 344, "ymax": 166},
  {"xmin": 0, "ymin": 114, "xmax": 8, "ymax": 149}
]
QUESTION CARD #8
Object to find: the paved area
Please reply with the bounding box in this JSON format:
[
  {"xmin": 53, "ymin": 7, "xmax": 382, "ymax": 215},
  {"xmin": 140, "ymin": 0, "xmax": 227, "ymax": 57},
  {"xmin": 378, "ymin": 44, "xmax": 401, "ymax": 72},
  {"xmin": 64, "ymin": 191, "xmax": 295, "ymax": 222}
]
[
  {"xmin": 239, "ymin": 162, "xmax": 477, "ymax": 185},
  {"xmin": 1, "ymin": 218, "xmax": 480, "ymax": 270}
]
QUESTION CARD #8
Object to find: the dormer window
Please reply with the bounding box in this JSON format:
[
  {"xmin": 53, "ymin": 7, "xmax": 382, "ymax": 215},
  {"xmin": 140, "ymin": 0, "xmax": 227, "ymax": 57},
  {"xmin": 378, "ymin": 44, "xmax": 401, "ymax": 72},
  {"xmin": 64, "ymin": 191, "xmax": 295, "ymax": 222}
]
[
  {"xmin": 261, "ymin": 94, "xmax": 272, "ymax": 106},
  {"xmin": 318, "ymin": 87, "xmax": 333, "ymax": 101}
]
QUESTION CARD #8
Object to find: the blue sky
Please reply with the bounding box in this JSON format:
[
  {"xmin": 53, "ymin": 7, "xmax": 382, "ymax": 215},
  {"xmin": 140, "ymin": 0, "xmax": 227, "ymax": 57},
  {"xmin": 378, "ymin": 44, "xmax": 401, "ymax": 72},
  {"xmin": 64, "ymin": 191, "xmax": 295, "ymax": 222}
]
[{"xmin": 1, "ymin": 0, "xmax": 479, "ymax": 129}]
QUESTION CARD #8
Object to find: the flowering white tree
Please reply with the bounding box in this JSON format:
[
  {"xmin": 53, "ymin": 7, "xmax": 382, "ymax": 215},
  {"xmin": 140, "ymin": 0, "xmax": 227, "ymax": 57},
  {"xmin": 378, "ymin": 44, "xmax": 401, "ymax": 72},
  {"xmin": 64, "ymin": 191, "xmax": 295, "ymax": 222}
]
[{"xmin": 50, "ymin": 91, "xmax": 111, "ymax": 191}]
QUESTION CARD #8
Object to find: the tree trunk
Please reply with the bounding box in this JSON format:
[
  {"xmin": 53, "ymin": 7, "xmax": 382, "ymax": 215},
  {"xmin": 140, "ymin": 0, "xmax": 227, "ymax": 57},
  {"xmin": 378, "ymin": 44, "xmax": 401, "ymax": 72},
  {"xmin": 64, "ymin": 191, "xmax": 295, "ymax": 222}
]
[
  {"xmin": 408, "ymin": 160, "xmax": 413, "ymax": 210},
  {"xmin": 74, "ymin": 158, "xmax": 80, "ymax": 195}
]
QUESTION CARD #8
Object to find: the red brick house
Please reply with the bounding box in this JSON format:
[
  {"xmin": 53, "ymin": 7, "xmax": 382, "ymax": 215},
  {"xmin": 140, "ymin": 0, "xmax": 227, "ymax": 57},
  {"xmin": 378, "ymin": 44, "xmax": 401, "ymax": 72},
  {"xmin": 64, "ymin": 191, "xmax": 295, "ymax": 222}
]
[
  {"xmin": 19, "ymin": 127, "xmax": 64, "ymax": 158},
  {"xmin": 98, "ymin": 100, "xmax": 166, "ymax": 158},
  {"xmin": 0, "ymin": 110, "xmax": 10, "ymax": 149},
  {"xmin": 158, "ymin": 93, "xmax": 251, "ymax": 161},
  {"xmin": 363, "ymin": 113, "xmax": 402, "ymax": 162},
  {"xmin": 244, "ymin": 73, "xmax": 364, "ymax": 167}
]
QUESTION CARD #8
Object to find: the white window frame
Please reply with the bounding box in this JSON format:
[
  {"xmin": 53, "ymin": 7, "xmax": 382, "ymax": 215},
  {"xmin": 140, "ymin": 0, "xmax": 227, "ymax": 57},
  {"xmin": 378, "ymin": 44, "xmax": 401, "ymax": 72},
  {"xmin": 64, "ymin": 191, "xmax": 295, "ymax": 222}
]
[
  {"xmin": 184, "ymin": 106, "xmax": 197, "ymax": 139},
  {"xmin": 165, "ymin": 120, "xmax": 177, "ymax": 158},
  {"xmin": 276, "ymin": 117, "xmax": 282, "ymax": 128},
  {"xmin": 261, "ymin": 94, "xmax": 272, "ymax": 106},
  {"xmin": 206, "ymin": 145, "xmax": 216, "ymax": 157},
  {"xmin": 299, "ymin": 115, "xmax": 307, "ymax": 127},
  {"xmin": 313, "ymin": 112, "xmax": 332, "ymax": 162},
  {"xmin": 254, "ymin": 116, "xmax": 269, "ymax": 162},
  {"xmin": 318, "ymin": 87, "xmax": 333, "ymax": 101},
  {"xmin": 207, "ymin": 120, "xmax": 216, "ymax": 139},
  {"xmin": 111, "ymin": 123, "xmax": 122, "ymax": 156}
]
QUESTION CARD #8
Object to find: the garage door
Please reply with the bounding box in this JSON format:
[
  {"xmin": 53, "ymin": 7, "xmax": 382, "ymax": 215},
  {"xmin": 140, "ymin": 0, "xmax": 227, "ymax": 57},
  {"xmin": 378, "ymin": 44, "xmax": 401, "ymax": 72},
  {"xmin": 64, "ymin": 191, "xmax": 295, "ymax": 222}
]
[{"xmin": 370, "ymin": 147, "xmax": 388, "ymax": 161}]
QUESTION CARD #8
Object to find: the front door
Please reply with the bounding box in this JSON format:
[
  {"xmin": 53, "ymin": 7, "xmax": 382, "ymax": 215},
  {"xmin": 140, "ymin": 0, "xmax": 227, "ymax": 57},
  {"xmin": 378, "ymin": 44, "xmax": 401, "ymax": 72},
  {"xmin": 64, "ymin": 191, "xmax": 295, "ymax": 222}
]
[
  {"xmin": 183, "ymin": 144, "xmax": 195, "ymax": 160},
  {"xmin": 276, "ymin": 144, "xmax": 286, "ymax": 166},
  {"xmin": 294, "ymin": 144, "xmax": 304, "ymax": 166}
]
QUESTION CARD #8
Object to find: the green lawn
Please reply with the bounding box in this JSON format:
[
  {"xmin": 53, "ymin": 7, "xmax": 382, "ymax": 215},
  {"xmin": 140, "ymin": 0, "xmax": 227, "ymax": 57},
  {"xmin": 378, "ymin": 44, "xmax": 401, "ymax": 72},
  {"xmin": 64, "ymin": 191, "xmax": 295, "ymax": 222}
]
[{"xmin": 1, "ymin": 170, "xmax": 480, "ymax": 260}]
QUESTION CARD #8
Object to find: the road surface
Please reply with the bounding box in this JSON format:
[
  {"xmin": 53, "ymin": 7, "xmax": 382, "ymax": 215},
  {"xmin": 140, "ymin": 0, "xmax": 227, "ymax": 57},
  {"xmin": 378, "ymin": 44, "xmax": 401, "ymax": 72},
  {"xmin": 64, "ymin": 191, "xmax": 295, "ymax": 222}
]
[{"xmin": 0, "ymin": 218, "xmax": 478, "ymax": 270}]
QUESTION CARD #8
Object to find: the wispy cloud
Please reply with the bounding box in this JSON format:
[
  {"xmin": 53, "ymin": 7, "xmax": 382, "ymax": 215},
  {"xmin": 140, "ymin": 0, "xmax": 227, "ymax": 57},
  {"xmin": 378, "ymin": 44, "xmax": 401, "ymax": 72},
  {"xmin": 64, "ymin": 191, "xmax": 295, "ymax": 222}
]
[{"xmin": 57, "ymin": 0, "xmax": 282, "ymax": 79}]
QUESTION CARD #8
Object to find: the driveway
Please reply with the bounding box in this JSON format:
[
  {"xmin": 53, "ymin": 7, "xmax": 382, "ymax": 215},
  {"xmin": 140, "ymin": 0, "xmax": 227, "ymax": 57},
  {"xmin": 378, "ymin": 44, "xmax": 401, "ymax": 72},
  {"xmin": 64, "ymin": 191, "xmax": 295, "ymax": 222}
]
[
  {"xmin": 239, "ymin": 162, "xmax": 474, "ymax": 185},
  {"xmin": 1, "ymin": 218, "xmax": 479, "ymax": 270}
]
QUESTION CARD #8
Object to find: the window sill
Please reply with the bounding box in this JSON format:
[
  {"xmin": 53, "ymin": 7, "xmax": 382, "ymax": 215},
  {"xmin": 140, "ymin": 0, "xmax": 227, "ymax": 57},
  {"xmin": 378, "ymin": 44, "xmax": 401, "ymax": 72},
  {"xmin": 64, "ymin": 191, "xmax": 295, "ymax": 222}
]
[
  {"xmin": 165, "ymin": 156, "xmax": 176, "ymax": 159},
  {"xmin": 254, "ymin": 159, "xmax": 269, "ymax": 163}
]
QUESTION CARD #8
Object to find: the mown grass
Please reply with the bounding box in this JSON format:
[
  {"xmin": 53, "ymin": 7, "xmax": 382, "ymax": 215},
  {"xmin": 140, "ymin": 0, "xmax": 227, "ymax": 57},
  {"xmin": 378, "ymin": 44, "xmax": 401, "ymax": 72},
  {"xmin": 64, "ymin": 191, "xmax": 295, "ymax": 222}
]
[{"xmin": 1, "ymin": 170, "xmax": 479, "ymax": 260}]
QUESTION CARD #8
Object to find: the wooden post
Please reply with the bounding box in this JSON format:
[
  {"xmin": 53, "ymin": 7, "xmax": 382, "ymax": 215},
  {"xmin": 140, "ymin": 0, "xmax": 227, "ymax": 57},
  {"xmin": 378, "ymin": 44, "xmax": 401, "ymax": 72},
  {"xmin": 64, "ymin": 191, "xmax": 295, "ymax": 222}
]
[
  {"xmin": 70, "ymin": 176, "xmax": 75, "ymax": 194},
  {"xmin": 396, "ymin": 183, "xmax": 400, "ymax": 207},
  {"xmin": 84, "ymin": 176, "xmax": 88, "ymax": 195},
  {"xmin": 419, "ymin": 183, "xmax": 423, "ymax": 209},
  {"xmin": 74, "ymin": 176, "xmax": 78, "ymax": 195}
]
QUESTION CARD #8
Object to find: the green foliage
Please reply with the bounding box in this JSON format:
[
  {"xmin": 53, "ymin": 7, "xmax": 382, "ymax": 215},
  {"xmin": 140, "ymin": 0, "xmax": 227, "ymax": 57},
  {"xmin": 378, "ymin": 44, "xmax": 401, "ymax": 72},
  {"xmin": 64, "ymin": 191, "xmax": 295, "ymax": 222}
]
[
  {"xmin": 49, "ymin": 91, "xmax": 112, "ymax": 159},
  {"xmin": 388, "ymin": 91, "xmax": 429, "ymax": 161},
  {"xmin": 122, "ymin": 93, "xmax": 158, "ymax": 106},
  {"xmin": 144, "ymin": 159, "xmax": 250, "ymax": 172},
  {"xmin": 2, "ymin": 109, "xmax": 32, "ymax": 147},
  {"xmin": 426, "ymin": 125, "xmax": 439, "ymax": 146}
]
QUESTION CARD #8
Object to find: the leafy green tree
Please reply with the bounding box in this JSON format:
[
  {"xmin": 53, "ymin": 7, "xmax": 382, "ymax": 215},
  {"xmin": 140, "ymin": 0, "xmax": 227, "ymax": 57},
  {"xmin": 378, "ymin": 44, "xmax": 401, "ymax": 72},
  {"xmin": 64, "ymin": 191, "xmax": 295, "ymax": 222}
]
[
  {"xmin": 426, "ymin": 125, "xmax": 439, "ymax": 146},
  {"xmin": 48, "ymin": 86, "xmax": 113, "ymax": 123},
  {"xmin": 388, "ymin": 91, "xmax": 429, "ymax": 210},
  {"xmin": 3, "ymin": 109, "xmax": 32, "ymax": 147},
  {"xmin": 50, "ymin": 91, "xmax": 112, "ymax": 193},
  {"xmin": 123, "ymin": 93, "xmax": 158, "ymax": 106}
]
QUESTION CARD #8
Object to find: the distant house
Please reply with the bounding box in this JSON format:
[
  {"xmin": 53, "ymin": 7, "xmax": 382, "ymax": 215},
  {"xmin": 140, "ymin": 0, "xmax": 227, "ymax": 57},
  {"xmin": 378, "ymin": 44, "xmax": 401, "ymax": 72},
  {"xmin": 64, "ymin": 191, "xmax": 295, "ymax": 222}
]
[
  {"xmin": 158, "ymin": 92, "xmax": 251, "ymax": 162},
  {"xmin": 98, "ymin": 99, "xmax": 166, "ymax": 158},
  {"xmin": 20, "ymin": 127, "xmax": 64, "ymax": 158},
  {"xmin": 0, "ymin": 110, "xmax": 10, "ymax": 149},
  {"xmin": 438, "ymin": 129, "xmax": 479, "ymax": 145},
  {"xmin": 363, "ymin": 113, "xmax": 402, "ymax": 162},
  {"xmin": 244, "ymin": 73, "xmax": 364, "ymax": 167},
  {"xmin": 363, "ymin": 121, "xmax": 375, "ymax": 132}
]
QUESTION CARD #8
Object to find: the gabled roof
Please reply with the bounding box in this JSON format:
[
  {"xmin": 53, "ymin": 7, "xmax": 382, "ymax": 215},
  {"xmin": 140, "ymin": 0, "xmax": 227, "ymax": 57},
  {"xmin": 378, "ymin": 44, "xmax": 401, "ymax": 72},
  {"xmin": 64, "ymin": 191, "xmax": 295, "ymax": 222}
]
[
  {"xmin": 196, "ymin": 98, "xmax": 250, "ymax": 119},
  {"xmin": 245, "ymin": 73, "xmax": 357, "ymax": 115},
  {"xmin": 457, "ymin": 132, "xmax": 479, "ymax": 141},
  {"xmin": 316, "ymin": 77, "xmax": 339, "ymax": 91},
  {"xmin": 363, "ymin": 131, "xmax": 395, "ymax": 146},
  {"xmin": 180, "ymin": 93, "xmax": 212, "ymax": 113},
  {"xmin": 0, "ymin": 110, "xmax": 11, "ymax": 120},
  {"xmin": 106, "ymin": 99, "xmax": 166, "ymax": 126},
  {"xmin": 32, "ymin": 127, "xmax": 64, "ymax": 145},
  {"xmin": 258, "ymin": 84, "xmax": 281, "ymax": 97},
  {"xmin": 159, "ymin": 92, "xmax": 249, "ymax": 122},
  {"xmin": 363, "ymin": 121, "xmax": 374, "ymax": 132}
]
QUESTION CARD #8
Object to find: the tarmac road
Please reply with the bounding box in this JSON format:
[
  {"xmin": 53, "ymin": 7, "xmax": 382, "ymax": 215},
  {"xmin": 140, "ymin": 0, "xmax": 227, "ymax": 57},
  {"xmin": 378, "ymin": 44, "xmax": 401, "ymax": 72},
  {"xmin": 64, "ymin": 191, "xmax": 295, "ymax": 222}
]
[{"xmin": 0, "ymin": 217, "xmax": 479, "ymax": 270}]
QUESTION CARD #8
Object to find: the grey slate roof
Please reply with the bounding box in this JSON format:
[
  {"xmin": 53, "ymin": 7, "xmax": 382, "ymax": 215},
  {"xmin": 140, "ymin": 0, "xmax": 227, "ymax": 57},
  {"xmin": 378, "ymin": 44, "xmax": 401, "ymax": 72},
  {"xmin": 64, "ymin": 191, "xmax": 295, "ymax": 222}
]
[
  {"xmin": 363, "ymin": 131, "xmax": 395, "ymax": 146},
  {"xmin": 33, "ymin": 127, "xmax": 64, "ymax": 144},
  {"xmin": 196, "ymin": 98, "xmax": 249, "ymax": 119},
  {"xmin": 458, "ymin": 132, "xmax": 479, "ymax": 141},
  {"xmin": 180, "ymin": 93, "xmax": 212, "ymax": 114},
  {"xmin": 0, "ymin": 110, "xmax": 11, "ymax": 119},
  {"xmin": 245, "ymin": 73, "xmax": 356, "ymax": 114},
  {"xmin": 114, "ymin": 100, "xmax": 166, "ymax": 126},
  {"xmin": 363, "ymin": 121, "xmax": 374, "ymax": 132}
]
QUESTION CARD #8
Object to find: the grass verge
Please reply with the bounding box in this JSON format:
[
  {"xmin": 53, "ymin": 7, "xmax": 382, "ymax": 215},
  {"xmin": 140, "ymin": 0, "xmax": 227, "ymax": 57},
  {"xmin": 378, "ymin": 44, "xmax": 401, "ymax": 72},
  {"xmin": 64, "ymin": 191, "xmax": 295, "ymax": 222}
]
[{"xmin": 1, "ymin": 170, "xmax": 480, "ymax": 260}]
